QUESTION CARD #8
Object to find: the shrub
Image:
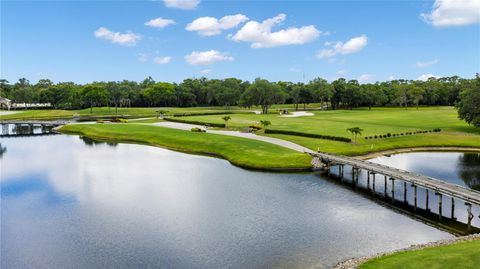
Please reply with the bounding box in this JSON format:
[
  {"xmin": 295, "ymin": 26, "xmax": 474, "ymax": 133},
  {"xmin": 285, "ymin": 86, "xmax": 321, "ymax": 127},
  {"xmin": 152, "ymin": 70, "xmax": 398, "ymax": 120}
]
[
  {"xmin": 111, "ymin": 118, "xmax": 128, "ymax": 123},
  {"xmin": 387, "ymin": 133, "xmax": 391, "ymax": 137},
  {"xmin": 173, "ymin": 112, "xmax": 235, "ymax": 117},
  {"xmin": 374, "ymin": 135, "xmax": 378, "ymax": 139},
  {"xmin": 249, "ymin": 125, "xmax": 262, "ymax": 130},
  {"xmin": 164, "ymin": 117, "xmax": 225, "ymax": 128},
  {"xmin": 191, "ymin": 127, "xmax": 206, "ymax": 133},
  {"xmin": 264, "ymin": 129, "xmax": 351, "ymax": 142}
]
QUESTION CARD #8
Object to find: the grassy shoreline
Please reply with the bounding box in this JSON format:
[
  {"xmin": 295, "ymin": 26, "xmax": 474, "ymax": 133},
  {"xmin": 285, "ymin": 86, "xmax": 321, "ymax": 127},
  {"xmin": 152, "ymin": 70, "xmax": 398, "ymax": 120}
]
[
  {"xmin": 59, "ymin": 124, "xmax": 312, "ymax": 172},
  {"xmin": 358, "ymin": 236, "xmax": 480, "ymax": 269}
]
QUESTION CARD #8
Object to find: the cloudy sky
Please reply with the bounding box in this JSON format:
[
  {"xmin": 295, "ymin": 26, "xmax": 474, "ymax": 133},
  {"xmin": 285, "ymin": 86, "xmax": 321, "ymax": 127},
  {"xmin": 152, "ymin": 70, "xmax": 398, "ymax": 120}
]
[{"xmin": 2, "ymin": 0, "xmax": 479, "ymax": 83}]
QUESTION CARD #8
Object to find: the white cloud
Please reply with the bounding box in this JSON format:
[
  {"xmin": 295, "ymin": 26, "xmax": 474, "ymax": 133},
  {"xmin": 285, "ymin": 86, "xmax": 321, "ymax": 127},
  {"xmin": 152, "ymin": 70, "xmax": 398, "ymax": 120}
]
[
  {"xmin": 290, "ymin": 67, "xmax": 302, "ymax": 73},
  {"xmin": 186, "ymin": 14, "xmax": 249, "ymax": 36},
  {"xmin": 388, "ymin": 75, "xmax": 396, "ymax": 81},
  {"xmin": 145, "ymin": 17, "xmax": 176, "ymax": 28},
  {"xmin": 316, "ymin": 35, "xmax": 368, "ymax": 59},
  {"xmin": 199, "ymin": 69, "xmax": 211, "ymax": 74},
  {"xmin": 418, "ymin": 74, "xmax": 438, "ymax": 81},
  {"xmin": 336, "ymin": 69, "xmax": 346, "ymax": 75},
  {"xmin": 358, "ymin": 74, "xmax": 373, "ymax": 83},
  {"xmin": 416, "ymin": 59, "xmax": 438, "ymax": 68},
  {"xmin": 94, "ymin": 27, "xmax": 141, "ymax": 46},
  {"xmin": 163, "ymin": 0, "xmax": 200, "ymax": 10},
  {"xmin": 421, "ymin": 0, "xmax": 480, "ymax": 27},
  {"xmin": 153, "ymin": 56, "xmax": 172, "ymax": 64},
  {"xmin": 184, "ymin": 50, "xmax": 234, "ymax": 65},
  {"xmin": 231, "ymin": 13, "xmax": 322, "ymax": 48}
]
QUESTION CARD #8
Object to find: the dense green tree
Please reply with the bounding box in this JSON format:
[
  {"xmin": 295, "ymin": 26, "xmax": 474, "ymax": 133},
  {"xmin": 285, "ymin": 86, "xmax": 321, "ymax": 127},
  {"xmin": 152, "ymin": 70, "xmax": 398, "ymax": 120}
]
[
  {"xmin": 241, "ymin": 78, "xmax": 284, "ymax": 114},
  {"xmin": 456, "ymin": 74, "xmax": 480, "ymax": 127},
  {"xmin": 81, "ymin": 84, "xmax": 109, "ymax": 113},
  {"xmin": 143, "ymin": 82, "xmax": 176, "ymax": 107}
]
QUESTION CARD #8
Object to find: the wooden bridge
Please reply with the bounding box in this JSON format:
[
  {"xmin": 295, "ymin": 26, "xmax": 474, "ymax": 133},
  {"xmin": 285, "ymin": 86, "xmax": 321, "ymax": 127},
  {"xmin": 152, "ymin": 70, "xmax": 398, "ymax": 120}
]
[
  {"xmin": 310, "ymin": 151, "xmax": 480, "ymax": 232},
  {"xmin": 0, "ymin": 122, "xmax": 66, "ymax": 137}
]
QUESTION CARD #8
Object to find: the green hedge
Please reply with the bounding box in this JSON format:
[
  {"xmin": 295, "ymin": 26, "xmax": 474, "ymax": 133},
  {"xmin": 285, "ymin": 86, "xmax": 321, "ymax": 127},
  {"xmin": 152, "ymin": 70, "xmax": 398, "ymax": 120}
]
[
  {"xmin": 264, "ymin": 129, "xmax": 351, "ymax": 142},
  {"xmin": 163, "ymin": 117, "xmax": 226, "ymax": 128},
  {"xmin": 365, "ymin": 128, "xmax": 442, "ymax": 140},
  {"xmin": 172, "ymin": 112, "xmax": 234, "ymax": 117}
]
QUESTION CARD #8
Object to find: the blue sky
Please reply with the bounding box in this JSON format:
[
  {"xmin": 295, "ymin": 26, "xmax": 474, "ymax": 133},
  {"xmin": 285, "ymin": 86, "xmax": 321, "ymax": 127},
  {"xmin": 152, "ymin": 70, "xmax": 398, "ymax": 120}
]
[{"xmin": 1, "ymin": 0, "xmax": 479, "ymax": 84}]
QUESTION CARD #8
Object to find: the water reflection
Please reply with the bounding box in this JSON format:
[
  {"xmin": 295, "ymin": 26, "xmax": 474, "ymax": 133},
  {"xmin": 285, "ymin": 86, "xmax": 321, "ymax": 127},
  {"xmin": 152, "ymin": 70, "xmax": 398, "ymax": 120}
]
[
  {"xmin": 1, "ymin": 136, "xmax": 453, "ymax": 269},
  {"xmin": 458, "ymin": 153, "xmax": 480, "ymax": 191},
  {"xmin": 79, "ymin": 136, "xmax": 118, "ymax": 147},
  {"xmin": 0, "ymin": 143, "xmax": 6, "ymax": 158},
  {"xmin": 1, "ymin": 123, "xmax": 56, "ymax": 136}
]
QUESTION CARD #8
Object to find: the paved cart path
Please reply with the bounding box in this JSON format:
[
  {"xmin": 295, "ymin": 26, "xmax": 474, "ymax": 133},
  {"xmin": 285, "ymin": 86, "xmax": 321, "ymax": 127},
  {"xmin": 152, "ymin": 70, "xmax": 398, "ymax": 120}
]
[{"xmin": 150, "ymin": 121, "xmax": 315, "ymax": 154}]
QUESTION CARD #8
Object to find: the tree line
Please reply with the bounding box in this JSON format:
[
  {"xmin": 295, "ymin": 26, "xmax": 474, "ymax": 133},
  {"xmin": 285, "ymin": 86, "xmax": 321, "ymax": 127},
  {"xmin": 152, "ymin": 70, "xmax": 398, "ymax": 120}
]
[{"xmin": 0, "ymin": 75, "xmax": 477, "ymax": 115}]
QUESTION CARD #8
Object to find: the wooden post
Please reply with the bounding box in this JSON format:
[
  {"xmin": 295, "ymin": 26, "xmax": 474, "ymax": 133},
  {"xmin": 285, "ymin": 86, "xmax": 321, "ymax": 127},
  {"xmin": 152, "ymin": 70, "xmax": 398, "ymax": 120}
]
[
  {"xmin": 352, "ymin": 167, "xmax": 355, "ymax": 186},
  {"xmin": 451, "ymin": 197, "xmax": 455, "ymax": 220},
  {"xmin": 411, "ymin": 184, "xmax": 417, "ymax": 212},
  {"xmin": 390, "ymin": 178, "xmax": 395, "ymax": 203},
  {"xmin": 426, "ymin": 189, "xmax": 430, "ymax": 212},
  {"xmin": 435, "ymin": 192, "xmax": 442, "ymax": 221},
  {"xmin": 466, "ymin": 203, "xmax": 473, "ymax": 231},
  {"xmin": 384, "ymin": 175, "xmax": 388, "ymax": 197},
  {"xmin": 367, "ymin": 171, "xmax": 370, "ymax": 191},
  {"xmin": 372, "ymin": 173, "xmax": 376, "ymax": 193}
]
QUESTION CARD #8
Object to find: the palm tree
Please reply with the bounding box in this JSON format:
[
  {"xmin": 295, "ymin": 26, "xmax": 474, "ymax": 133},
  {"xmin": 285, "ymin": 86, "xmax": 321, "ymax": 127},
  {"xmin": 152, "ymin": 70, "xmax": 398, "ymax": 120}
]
[
  {"xmin": 347, "ymin": 127, "xmax": 363, "ymax": 143},
  {"xmin": 260, "ymin": 120, "xmax": 271, "ymax": 130},
  {"xmin": 222, "ymin": 115, "xmax": 231, "ymax": 127}
]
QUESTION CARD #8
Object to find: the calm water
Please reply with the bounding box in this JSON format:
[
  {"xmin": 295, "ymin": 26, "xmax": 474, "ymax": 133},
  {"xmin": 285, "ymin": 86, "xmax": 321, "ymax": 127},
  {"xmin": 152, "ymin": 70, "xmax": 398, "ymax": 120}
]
[{"xmin": 1, "ymin": 135, "xmax": 470, "ymax": 269}]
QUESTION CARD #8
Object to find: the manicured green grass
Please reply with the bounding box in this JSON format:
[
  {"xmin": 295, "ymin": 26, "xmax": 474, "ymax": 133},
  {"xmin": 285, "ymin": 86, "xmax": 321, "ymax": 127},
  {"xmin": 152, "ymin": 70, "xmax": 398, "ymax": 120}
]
[
  {"xmin": 59, "ymin": 123, "xmax": 312, "ymax": 171},
  {"xmin": 179, "ymin": 107, "xmax": 480, "ymax": 155},
  {"xmin": 5, "ymin": 106, "xmax": 480, "ymax": 156},
  {"xmin": 0, "ymin": 103, "xmax": 324, "ymax": 120},
  {"xmin": 360, "ymin": 239, "xmax": 480, "ymax": 269},
  {"xmin": 0, "ymin": 106, "xmax": 248, "ymax": 120}
]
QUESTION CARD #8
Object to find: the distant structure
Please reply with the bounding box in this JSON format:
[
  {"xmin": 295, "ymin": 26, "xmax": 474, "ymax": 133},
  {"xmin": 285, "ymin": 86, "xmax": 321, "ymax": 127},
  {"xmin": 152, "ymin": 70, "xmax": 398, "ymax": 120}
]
[
  {"xmin": 0, "ymin": 97, "xmax": 52, "ymax": 110},
  {"xmin": 11, "ymin": 103, "xmax": 52, "ymax": 109},
  {"xmin": 0, "ymin": 97, "xmax": 11, "ymax": 110}
]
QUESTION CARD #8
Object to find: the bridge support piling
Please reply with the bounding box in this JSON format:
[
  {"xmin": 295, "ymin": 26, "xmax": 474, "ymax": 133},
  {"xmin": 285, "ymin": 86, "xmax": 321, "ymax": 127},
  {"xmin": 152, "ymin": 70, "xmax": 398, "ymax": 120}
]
[
  {"xmin": 384, "ymin": 175, "xmax": 387, "ymax": 197},
  {"xmin": 426, "ymin": 189, "xmax": 430, "ymax": 212},
  {"xmin": 435, "ymin": 192, "xmax": 443, "ymax": 221},
  {"xmin": 372, "ymin": 173, "xmax": 376, "ymax": 193},
  {"xmin": 351, "ymin": 167, "xmax": 355, "ymax": 186},
  {"xmin": 466, "ymin": 203, "xmax": 473, "ymax": 231},
  {"xmin": 411, "ymin": 184, "xmax": 417, "ymax": 212},
  {"xmin": 403, "ymin": 181, "xmax": 407, "ymax": 203},
  {"xmin": 390, "ymin": 178, "xmax": 395, "ymax": 203},
  {"xmin": 367, "ymin": 171, "xmax": 370, "ymax": 191},
  {"xmin": 451, "ymin": 197, "xmax": 455, "ymax": 220}
]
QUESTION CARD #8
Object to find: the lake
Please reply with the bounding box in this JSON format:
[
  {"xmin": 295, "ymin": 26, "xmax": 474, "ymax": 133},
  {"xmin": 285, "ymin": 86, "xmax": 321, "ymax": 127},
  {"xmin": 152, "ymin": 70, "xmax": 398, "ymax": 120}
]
[{"xmin": 2, "ymin": 134, "xmax": 478, "ymax": 268}]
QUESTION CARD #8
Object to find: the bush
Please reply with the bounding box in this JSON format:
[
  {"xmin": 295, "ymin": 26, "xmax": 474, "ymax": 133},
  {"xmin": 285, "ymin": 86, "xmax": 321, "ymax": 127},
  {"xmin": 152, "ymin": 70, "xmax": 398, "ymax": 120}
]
[
  {"xmin": 191, "ymin": 127, "xmax": 206, "ymax": 132},
  {"xmin": 173, "ymin": 112, "xmax": 234, "ymax": 117},
  {"xmin": 164, "ymin": 117, "xmax": 226, "ymax": 128},
  {"xmin": 264, "ymin": 129, "xmax": 351, "ymax": 142},
  {"xmin": 249, "ymin": 125, "xmax": 262, "ymax": 130},
  {"xmin": 111, "ymin": 118, "xmax": 128, "ymax": 123}
]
